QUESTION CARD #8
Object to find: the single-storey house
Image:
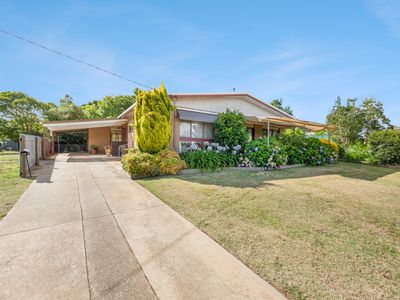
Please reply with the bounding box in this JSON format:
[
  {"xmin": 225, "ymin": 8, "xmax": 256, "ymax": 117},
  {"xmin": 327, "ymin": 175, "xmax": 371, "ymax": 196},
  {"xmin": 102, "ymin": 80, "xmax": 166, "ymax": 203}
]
[{"xmin": 43, "ymin": 93, "xmax": 332, "ymax": 155}]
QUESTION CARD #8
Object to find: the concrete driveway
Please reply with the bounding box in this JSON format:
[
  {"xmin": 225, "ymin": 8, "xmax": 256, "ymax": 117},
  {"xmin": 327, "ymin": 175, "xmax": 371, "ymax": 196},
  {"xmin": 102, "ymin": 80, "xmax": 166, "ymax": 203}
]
[{"xmin": 0, "ymin": 154, "xmax": 285, "ymax": 300}]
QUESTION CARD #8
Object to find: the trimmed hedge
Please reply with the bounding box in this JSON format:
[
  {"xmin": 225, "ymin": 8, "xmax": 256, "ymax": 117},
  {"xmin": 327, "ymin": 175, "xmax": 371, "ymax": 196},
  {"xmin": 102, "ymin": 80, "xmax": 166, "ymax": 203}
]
[
  {"xmin": 122, "ymin": 149, "xmax": 186, "ymax": 177},
  {"xmin": 368, "ymin": 130, "xmax": 400, "ymax": 164}
]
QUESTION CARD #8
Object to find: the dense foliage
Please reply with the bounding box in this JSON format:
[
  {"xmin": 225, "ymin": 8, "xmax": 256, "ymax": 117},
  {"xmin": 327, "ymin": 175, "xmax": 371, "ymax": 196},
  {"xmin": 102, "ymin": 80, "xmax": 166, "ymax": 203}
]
[
  {"xmin": 134, "ymin": 84, "xmax": 175, "ymax": 153},
  {"xmin": 0, "ymin": 90, "xmax": 136, "ymax": 141},
  {"xmin": 122, "ymin": 149, "xmax": 186, "ymax": 177},
  {"xmin": 214, "ymin": 110, "xmax": 248, "ymax": 147},
  {"xmin": 0, "ymin": 91, "xmax": 46, "ymax": 140},
  {"xmin": 270, "ymin": 98, "xmax": 293, "ymax": 116},
  {"xmin": 368, "ymin": 130, "xmax": 400, "ymax": 164},
  {"xmin": 240, "ymin": 138, "xmax": 288, "ymax": 167},
  {"xmin": 180, "ymin": 129, "xmax": 338, "ymax": 170},
  {"xmin": 327, "ymin": 97, "xmax": 391, "ymax": 146},
  {"xmin": 45, "ymin": 95, "xmax": 86, "ymax": 121},
  {"xmin": 341, "ymin": 143, "xmax": 370, "ymax": 163},
  {"xmin": 180, "ymin": 143, "xmax": 239, "ymax": 171},
  {"xmin": 82, "ymin": 94, "xmax": 135, "ymax": 119}
]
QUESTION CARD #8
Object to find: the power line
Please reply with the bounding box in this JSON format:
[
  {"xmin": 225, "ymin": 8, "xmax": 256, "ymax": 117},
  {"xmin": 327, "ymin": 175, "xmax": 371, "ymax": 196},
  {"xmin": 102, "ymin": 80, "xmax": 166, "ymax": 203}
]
[{"xmin": 0, "ymin": 27, "xmax": 152, "ymax": 89}]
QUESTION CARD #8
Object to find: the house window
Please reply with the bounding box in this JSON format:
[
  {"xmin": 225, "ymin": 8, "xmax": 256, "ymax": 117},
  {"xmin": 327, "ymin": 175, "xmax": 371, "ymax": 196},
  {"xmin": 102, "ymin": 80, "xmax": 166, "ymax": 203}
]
[
  {"xmin": 247, "ymin": 128, "xmax": 254, "ymax": 141},
  {"xmin": 112, "ymin": 132, "xmax": 122, "ymax": 142},
  {"xmin": 180, "ymin": 121, "xmax": 214, "ymax": 139},
  {"xmin": 180, "ymin": 121, "xmax": 191, "ymax": 138},
  {"xmin": 262, "ymin": 128, "xmax": 280, "ymax": 138}
]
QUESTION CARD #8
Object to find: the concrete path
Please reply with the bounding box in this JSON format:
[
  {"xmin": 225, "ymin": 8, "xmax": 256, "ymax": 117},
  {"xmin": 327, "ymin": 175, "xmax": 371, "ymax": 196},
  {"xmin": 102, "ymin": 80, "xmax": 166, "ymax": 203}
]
[{"xmin": 0, "ymin": 154, "xmax": 285, "ymax": 300}]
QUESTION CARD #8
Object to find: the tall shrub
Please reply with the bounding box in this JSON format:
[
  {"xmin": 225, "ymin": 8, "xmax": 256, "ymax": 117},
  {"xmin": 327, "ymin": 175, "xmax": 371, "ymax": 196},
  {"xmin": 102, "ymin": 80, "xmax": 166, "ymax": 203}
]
[
  {"xmin": 368, "ymin": 130, "xmax": 400, "ymax": 164},
  {"xmin": 214, "ymin": 109, "xmax": 248, "ymax": 147},
  {"xmin": 134, "ymin": 84, "xmax": 175, "ymax": 153}
]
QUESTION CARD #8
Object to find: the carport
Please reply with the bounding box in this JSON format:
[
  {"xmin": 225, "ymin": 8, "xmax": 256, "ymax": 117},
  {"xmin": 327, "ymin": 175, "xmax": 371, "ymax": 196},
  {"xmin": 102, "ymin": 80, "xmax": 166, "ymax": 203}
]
[{"xmin": 43, "ymin": 118, "xmax": 128, "ymax": 156}]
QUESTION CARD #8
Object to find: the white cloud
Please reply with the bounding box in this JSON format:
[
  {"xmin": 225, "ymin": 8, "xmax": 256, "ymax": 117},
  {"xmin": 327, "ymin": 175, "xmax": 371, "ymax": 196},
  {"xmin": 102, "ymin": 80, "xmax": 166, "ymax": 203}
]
[{"xmin": 366, "ymin": 0, "xmax": 400, "ymax": 37}]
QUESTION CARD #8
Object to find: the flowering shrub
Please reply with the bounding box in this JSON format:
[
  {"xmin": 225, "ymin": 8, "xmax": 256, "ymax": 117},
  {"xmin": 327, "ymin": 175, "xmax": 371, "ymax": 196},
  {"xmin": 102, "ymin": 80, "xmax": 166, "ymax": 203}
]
[
  {"xmin": 320, "ymin": 139, "xmax": 339, "ymax": 155},
  {"xmin": 180, "ymin": 129, "xmax": 337, "ymax": 170},
  {"xmin": 159, "ymin": 149, "xmax": 187, "ymax": 174},
  {"xmin": 122, "ymin": 149, "xmax": 186, "ymax": 177},
  {"xmin": 122, "ymin": 150, "xmax": 160, "ymax": 177},
  {"xmin": 240, "ymin": 138, "xmax": 287, "ymax": 167}
]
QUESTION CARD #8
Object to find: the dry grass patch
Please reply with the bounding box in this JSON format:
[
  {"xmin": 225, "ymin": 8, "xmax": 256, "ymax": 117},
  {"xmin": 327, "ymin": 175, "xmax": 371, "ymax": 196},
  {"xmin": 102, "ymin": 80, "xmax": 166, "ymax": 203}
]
[
  {"xmin": 137, "ymin": 163, "xmax": 400, "ymax": 299},
  {"xmin": 0, "ymin": 153, "xmax": 33, "ymax": 219}
]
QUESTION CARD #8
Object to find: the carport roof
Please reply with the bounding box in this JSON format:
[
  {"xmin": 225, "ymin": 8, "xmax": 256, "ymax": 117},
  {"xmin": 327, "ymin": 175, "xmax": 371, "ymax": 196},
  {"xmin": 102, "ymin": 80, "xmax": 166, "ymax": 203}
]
[{"xmin": 43, "ymin": 118, "xmax": 127, "ymax": 132}]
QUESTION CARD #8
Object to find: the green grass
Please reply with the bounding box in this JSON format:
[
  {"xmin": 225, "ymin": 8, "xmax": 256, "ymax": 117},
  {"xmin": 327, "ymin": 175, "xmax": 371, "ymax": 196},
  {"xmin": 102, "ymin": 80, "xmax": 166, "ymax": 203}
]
[
  {"xmin": 137, "ymin": 163, "xmax": 400, "ymax": 299},
  {"xmin": 0, "ymin": 154, "xmax": 33, "ymax": 219}
]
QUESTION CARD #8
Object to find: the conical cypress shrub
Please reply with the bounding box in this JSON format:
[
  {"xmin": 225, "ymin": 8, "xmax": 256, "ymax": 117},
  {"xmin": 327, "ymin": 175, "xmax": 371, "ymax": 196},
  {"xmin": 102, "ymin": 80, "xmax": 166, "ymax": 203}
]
[{"xmin": 134, "ymin": 83, "xmax": 175, "ymax": 153}]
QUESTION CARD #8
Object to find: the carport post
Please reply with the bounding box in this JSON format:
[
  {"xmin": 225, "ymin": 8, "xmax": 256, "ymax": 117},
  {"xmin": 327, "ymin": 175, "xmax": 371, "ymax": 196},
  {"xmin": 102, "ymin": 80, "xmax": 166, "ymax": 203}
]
[
  {"xmin": 51, "ymin": 131, "xmax": 55, "ymax": 156},
  {"xmin": 267, "ymin": 121, "xmax": 270, "ymax": 146}
]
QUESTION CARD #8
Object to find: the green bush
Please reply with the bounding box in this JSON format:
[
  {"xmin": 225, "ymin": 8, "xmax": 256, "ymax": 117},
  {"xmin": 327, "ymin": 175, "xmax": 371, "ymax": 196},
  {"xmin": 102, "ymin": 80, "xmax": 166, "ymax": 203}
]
[
  {"xmin": 214, "ymin": 109, "xmax": 248, "ymax": 147},
  {"xmin": 343, "ymin": 142, "xmax": 370, "ymax": 163},
  {"xmin": 241, "ymin": 138, "xmax": 287, "ymax": 167},
  {"xmin": 159, "ymin": 149, "xmax": 187, "ymax": 174},
  {"xmin": 368, "ymin": 130, "xmax": 400, "ymax": 164},
  {"xmin": 180, "ymin": 149, "xmax": 238, "ymax": 171},
  {"xmin": 134, "ymin": 84, "xmax": 175, "ymax": 153},
  {"xmin": 122, "ymin": 149, "xmax": 186, "ymax": 177}
]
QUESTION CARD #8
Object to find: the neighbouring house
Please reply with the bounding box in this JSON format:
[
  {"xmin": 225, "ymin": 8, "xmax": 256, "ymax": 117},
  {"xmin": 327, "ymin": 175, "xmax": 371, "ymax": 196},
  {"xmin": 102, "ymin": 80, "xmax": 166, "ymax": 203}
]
[{"xmin": 43, "ymin": 93, "xmax": 332, "ymax": 155}]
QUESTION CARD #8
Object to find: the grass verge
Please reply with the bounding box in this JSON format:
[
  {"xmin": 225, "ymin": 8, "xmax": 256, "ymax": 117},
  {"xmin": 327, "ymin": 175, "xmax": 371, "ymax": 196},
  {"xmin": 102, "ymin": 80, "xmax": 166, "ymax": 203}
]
[
  {"xmin": 0, "ymin": 154, "xmax": 33, "ymax": 219},
  {"xmin": 137, "ymin": 162, "xmax": 400, "ymax": 299}
]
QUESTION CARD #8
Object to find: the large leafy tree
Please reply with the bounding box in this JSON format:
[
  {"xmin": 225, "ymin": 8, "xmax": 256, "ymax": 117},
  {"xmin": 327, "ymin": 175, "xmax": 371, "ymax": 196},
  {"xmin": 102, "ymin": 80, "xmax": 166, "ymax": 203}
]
[
  {"xmin": 327, "ymin": 96, "xmax": 391, "ymax": 146},
  {"xmin": 215, "ymin": 109, "xmax": 248, "ymax": 147},
  {"xmin": 82, "ymin": 94, "xmax": 135, "ymax": 119},
  {"xmin": 360, "ymin": 97, "xmax": 391, "ymax": 139},
  {"xmin": 44, "ymin": 94, "xmax": 85, "ymax": 121},
  {"xmin": 0, "ymin": 91, "xmax": 46, "ymax": 140},
  {"xmin": 270, "ymin": 98, "xmax": 293, "ymax": 116},
  {"xmin": 134, "ymin": 84, "xmax": 175, "ymax": 153}
]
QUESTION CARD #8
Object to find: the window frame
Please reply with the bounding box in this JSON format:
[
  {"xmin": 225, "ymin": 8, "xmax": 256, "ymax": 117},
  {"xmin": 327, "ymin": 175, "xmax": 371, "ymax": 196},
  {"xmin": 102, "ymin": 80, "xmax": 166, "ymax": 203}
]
[{"xmin": 179, "ymin": 120, "xmax": 215, "ymax": 142}]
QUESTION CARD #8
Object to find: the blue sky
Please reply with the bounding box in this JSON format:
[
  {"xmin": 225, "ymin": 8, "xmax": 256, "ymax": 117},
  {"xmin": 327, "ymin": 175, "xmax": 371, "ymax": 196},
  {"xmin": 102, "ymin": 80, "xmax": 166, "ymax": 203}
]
[{"xmin": 0, "ymin": 0, "xmax": 399, "ymax": 124}]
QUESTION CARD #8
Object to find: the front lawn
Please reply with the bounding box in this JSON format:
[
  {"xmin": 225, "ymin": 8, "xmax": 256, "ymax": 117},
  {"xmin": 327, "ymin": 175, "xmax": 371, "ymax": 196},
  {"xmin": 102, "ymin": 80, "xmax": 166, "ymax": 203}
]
[
  {"xmin": 0, "ymin": 153, "xmax": 33, "ymax": 219},
  {"xmin": 137, "ymin": 163, "xmax": 400, "ymax": 299}
]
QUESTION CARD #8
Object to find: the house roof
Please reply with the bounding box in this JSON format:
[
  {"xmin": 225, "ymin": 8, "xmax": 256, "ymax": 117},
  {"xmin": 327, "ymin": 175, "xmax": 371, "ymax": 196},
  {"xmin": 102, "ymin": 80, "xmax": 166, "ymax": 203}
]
[
  {"xmin": 246, "ymin": 116, "xmax": 334, "ymax": 132},
  {"xmin": 117, "ymin": 92, "xmax": 295, "ymax": 119},
  {"xmin": 169, "ymin": 93, "xmax": 295, "ymax": 118},
  {"xmin": 43, "ymin": 118, "xmax": 127, "ymax": 132}
]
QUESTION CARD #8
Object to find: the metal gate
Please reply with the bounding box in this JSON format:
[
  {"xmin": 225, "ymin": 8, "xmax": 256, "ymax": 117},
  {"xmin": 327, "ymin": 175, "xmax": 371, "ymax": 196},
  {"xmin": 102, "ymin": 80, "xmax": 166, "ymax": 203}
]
[{"xmin": 19, "ymin": 134, "xmax": 50, "ymax": 177}]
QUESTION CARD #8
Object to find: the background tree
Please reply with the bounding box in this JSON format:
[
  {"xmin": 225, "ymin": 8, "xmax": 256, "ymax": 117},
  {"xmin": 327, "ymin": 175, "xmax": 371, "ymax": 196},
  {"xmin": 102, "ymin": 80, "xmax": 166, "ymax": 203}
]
[
  {"xmin": 0, "ymin": 91, "xmax": 46, "ymax": 141},
  {"xmin": 327, "ymin": 96, "xmax": 391, "ymax": 146},
  {"xmin": 360, "ymin": 97, "xmax": 391, "ymax": 139},
  {"xmin": 82, "ymin": 94, "xmax": 135, "ymax": 119},
  {"xmin": 270, "ymin": 98, "xmax": 293, "ymax": 116},
  {"xmin": 134, "ymin": 84, "xmax": 175, "ymax": 153},
  {"xmin": 215, "ymin": 109, "xmax": 248, "ymax": 147},
  {"xmin": 44, "ymin": 94, "xmax": 85, "ymax": 121}
]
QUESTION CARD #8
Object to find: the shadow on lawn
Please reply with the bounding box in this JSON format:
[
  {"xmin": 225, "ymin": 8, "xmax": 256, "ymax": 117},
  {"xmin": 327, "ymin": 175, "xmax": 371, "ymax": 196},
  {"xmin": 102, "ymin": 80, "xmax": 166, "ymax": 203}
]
[{"xmin": 169, "ymin": 162, "xmax": 400, "ymax": 188}]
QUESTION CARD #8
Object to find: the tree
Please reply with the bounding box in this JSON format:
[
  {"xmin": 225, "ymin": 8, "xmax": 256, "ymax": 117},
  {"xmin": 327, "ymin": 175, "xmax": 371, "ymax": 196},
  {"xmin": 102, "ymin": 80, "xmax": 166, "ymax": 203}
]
[
  {"xmin": 270, "ymin": 98, "xmax": 293, "ymax": 116},
  {"xmin": 134, "ymin": 84, "xmax": 175, "ymax": 153},
  {"xmin": 82, "ymin": 94, "xmax": 135, "ymax": 119},
  {"xmin": 215, "ymin": 109, "xmax": 248, "ymax": 147},
  {"xmin": 360, "ymin": 97, "xmax": 391, "ymax": 139},
  {"xmin": 0, "ymin": 91, "xmax": 46, "ymax": 140},
  {"xmin": 44, "ymin": 95, "xmax": 85, "ymax": 121},
  {"xmin": 326, "ymin": 96, "xmax": 391, "ymax": 146}
]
